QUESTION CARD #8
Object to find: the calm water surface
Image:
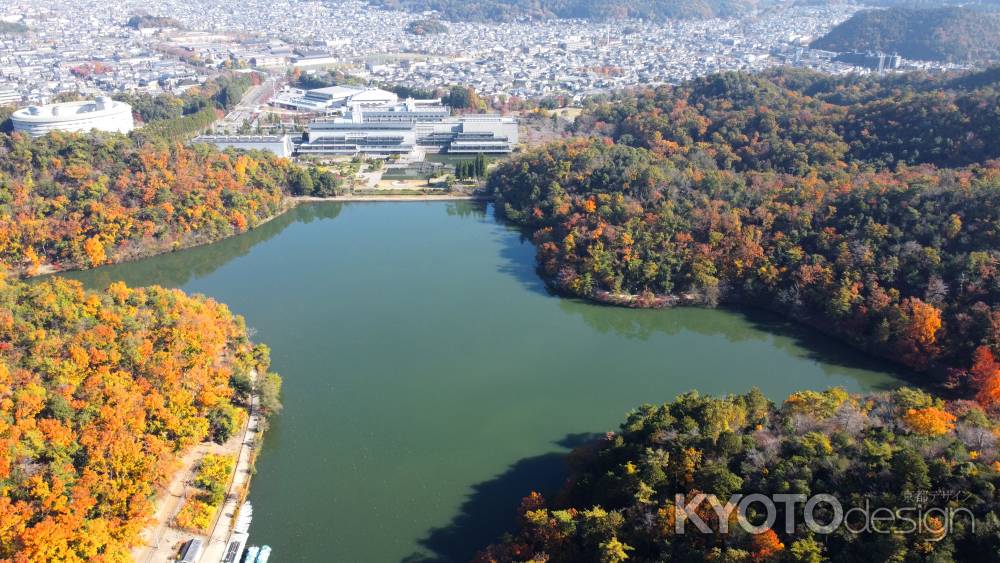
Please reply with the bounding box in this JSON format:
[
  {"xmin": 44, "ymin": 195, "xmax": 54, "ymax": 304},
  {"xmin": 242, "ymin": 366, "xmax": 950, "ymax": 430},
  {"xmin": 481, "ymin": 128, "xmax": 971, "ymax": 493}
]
[{"xmin": 64, "ymin": 202, "xmax": 906, "ymax": 562}]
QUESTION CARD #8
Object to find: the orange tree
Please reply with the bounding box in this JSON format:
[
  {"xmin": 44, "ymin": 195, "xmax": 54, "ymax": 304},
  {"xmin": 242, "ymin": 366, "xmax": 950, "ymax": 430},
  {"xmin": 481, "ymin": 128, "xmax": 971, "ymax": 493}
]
[{"xmin": 0, "ymin": 271, "xmax": 274, "ymax": 560}]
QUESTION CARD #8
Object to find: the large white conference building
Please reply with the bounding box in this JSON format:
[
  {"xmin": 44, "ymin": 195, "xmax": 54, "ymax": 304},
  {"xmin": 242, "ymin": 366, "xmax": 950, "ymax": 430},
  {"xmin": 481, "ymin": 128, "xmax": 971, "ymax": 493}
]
[
  {"xmin": 11, "ymin": 97, "xmax": 134, "ymax": 137},
  {"xmin": 297, "ymin": 101, "xmax": 519, "ymax": 157}
]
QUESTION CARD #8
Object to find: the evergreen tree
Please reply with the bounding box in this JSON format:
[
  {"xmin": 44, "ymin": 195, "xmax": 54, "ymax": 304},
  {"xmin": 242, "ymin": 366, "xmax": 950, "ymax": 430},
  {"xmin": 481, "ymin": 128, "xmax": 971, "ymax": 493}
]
[
  {"xmin": 293, "ymin": 168, "xmax": 314, "ymax": 196},
  {"xmin": 475, "ymin": 153, "xmax": 486, "ymax": 177}
]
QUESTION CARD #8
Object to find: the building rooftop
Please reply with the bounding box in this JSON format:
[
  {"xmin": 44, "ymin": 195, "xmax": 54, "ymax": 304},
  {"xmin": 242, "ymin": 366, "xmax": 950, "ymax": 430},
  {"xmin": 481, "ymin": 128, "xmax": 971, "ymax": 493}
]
[{"xmin": 12, "ymin": 96, "xmax": 130, "ymax": 121}]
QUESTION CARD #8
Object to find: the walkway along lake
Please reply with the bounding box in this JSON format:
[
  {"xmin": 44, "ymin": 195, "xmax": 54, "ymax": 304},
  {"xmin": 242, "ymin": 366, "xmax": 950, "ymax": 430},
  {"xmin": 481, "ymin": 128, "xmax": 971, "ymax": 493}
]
[{"xmin": 64, "ymin": 201, "xmax": 907, "ymax": 562}]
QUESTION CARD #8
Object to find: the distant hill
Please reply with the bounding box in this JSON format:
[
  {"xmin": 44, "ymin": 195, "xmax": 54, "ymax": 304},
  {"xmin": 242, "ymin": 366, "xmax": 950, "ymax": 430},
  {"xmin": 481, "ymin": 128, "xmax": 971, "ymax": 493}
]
[
  {"xmin": 0, "ymin": 21, "xmax": 28, "ymax": 34},
  {"xmin": 855, "ymin": 0, "xmax": 1000, "ymax": 7},
  {"xmin": 126, "ymin": 15, "xmax": 182, "ymax": 30},
  {"xmin": 373, "ymin": 0, "xmax": 757, "ymax": 22},
  {"xmin": 875, "ymin": 0, "xmax": 1000, "ymax": 8},
  {"xmin": 405, "ymin": 19, "xmax": 449, "ymax": 34},
  {"xmin": 811, "ymin": 7, "xmax": 1000, "ymax": 63}
]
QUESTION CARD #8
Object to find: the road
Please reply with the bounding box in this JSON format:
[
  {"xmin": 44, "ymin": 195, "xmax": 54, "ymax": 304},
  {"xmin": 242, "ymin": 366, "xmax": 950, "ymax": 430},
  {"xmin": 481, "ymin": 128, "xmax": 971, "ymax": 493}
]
[
  {"xmin": 201, "ymin": 392, "xmax": 261, "ymax": 562},
  {"xmin": 220, "ymin": 76, "xmax": 280, "ymax": 131}
]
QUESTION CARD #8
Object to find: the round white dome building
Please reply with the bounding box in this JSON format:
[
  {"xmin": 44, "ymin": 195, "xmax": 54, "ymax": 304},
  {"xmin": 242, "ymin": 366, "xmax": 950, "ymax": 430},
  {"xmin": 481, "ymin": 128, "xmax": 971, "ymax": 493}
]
[{"xmin": 11, "ymin": 97, "xmax": 134, "ymax": 137}]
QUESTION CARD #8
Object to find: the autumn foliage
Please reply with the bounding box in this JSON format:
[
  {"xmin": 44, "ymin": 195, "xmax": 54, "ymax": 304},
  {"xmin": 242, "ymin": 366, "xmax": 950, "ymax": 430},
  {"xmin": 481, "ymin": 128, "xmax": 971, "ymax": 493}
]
[
  {"xmin": 489, "ymin": 68, "xmax": 1000, "ymax": 383},
  {"xmin": 173, "ymin": 454, "xmax": 235, "ymax": 533},
  {"xmin": 0, "ymin": 131, "xmax": 296, "ymax": 274},
  {"xmin": 477, "ymin": 387, "xmax": 1000, "ymax": 562},
  {"xmin": 903, "ymin": 406, "xmax": 957, "ymax": 435},
  {"xmin": 0, "ymin": 272, "xmax": 269, "ymax": 560},
  {"xmin": 974, "ymin": 346, "xmax": 1000, "ymax": 408},
  {"xmin": 749, "ymin": 529, "xmax": 784, "ymax": 561}
]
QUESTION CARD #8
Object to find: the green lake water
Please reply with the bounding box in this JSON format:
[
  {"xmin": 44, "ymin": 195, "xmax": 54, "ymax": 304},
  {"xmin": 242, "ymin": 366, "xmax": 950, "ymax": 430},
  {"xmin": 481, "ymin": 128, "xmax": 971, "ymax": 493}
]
[{"xmin": 63, "ymin": 201, "xmax": 906, "ymax": 562}]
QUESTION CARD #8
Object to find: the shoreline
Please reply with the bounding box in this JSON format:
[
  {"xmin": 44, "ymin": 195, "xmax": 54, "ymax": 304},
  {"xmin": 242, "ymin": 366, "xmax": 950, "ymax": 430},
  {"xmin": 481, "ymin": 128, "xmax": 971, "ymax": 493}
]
[
  {"xmin": 291, "ymin": 193, "xmax": 488, "ymax": 202},
  {"xmin": 201, "ymin": 375, "xmax": 261, "ymax": 562},
  {"xmin": 541, "ymin": 273, "xmax": 931, "ymax": 387},
  {"xmin": 22, "ymin": 194, "xmax": 490, "ymax": 279},
  {"xmin": 20, "ymin": 196, "xmax": 933, "ymax": 386},
  {"xmin": 21, "ymin": 200, "xmax": 296, "ymax": 280}
]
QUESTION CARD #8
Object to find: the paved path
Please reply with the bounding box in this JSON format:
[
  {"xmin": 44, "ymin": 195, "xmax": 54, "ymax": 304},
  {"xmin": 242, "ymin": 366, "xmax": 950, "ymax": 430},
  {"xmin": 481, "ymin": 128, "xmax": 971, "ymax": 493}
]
[
  {"xmin": 219, "ymin": 77, "xmax": 280, "ymax": 131},
  {"xmin": 201, "ymin": 393, "xmax": 261, "ymax": 562},
  {"xmin": 131, "ymin": 443, "xmax": 216, "ymax": 562},
  {"xmin": 132, "ymin": 374, "xmax": 259, "ymax": 562}
]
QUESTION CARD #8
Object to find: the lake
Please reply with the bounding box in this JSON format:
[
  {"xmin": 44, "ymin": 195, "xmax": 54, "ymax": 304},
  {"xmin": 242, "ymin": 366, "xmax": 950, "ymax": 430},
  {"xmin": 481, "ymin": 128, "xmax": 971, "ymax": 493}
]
[{"xmin": 63, "ymin": 201, "xmax": 906, "ymax": 562}]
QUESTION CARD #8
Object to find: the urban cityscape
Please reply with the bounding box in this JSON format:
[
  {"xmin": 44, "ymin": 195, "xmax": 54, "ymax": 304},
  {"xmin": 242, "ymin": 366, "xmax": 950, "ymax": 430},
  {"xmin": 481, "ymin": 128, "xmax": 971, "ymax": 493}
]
[{"xmin": 1, "ymin": 0, "xmax": 972, "ymax": 107}]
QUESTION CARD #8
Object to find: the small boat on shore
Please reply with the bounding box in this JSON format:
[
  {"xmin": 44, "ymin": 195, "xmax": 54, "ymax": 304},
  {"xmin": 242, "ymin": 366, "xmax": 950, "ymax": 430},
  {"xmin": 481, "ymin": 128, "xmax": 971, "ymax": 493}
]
[{"xmin": 235, "ymin": 502, "xmax": 253, "ymax": 534}]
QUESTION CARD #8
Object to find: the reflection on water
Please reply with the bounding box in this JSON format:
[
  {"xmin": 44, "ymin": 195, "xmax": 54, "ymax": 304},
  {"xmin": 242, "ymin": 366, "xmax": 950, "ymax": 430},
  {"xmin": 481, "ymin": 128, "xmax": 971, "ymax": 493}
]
[
  {"xmin": 558, "ymin": 299, "xmax": 907, "ymax": 386},
  {"xmin": 59, "ymin": 203, "xmax": 344, "ymax": 289}
]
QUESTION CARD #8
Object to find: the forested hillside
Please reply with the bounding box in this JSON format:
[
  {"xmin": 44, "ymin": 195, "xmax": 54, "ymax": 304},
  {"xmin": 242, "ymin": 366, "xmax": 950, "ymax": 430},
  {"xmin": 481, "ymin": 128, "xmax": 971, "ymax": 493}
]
[
  {"xmin": 0, "ymin": 132, "xmax": 295, "ymax": 275},
  {"xmin": 0, "ymin": 102, "xmax": 347, "ymax": 275},
  {"xmin": 115, "ymin": 73, "xmax": 254, "ymax": 142},
  {"xmin": 482, "ymin": 67, "xmax": 1000, "ymax": 563},
  {"xmin": 0, "ymin": 273, "xmax": 275, "ymax": 560},
  {"xmin": 477, "ymin": 387, "xmax": 1000, "ymax": 562},
  {"xmin": 811, "ymin": 7, "xmax": 1000, "ymax": 63},
  {"xmin": 488, "ymin": 68, "xmax": 1000, "ymax": 384},
  {"xmin": 125, "ymin": 15, "xmax": 182, "ymax": 30},
  {"xmin": 577, "ymin": 69, "xmax": 1000, "ymax": 168},
  {"xmin": 405, "ymin": 19, "xmax": 449, "ymax": 35},
  {"xmin": 373, "ymin": 0, "xmax": 755, "ymax": 22}
]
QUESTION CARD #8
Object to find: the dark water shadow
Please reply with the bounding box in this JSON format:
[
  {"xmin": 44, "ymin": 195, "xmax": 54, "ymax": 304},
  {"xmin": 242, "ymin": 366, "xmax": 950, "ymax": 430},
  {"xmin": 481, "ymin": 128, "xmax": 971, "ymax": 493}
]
[
  {"xmin": 445, "ymin": 199, "xmax": 490, "ymax": 220},
  {"xmin": 558, "ymin": 294, "xmax": 911, "ymax": 391},
  {"xmin": 400, "ymin": 433, "xmax": 600, "ymax": 563},
  {"xmin": 488, "ymin": 204, "xmax": 557, "ymax": 300},
  {"xmin": 734, "ymin": 306, "xmax": 916, "ymax": 391},
  {"xmin": 483, "ymin": 205, "xmax": 908, "ymax": 390},
  {"xmin": 53, "ymin": 202, "xmax": 344, "ymax": 290}
]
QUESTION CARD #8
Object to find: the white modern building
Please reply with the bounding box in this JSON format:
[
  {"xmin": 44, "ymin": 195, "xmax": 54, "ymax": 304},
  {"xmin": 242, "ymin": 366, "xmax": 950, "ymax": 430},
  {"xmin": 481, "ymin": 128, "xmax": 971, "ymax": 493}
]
[
  {"xmin": 292, "ymin": 55, "xmax": 339, "ymax": 68},
  {"xmin": 298, "ymin": 108, "xmax": 416, "ymax": 157},
  {"xmin": 193, "ymin": 134, "xmax": 294, "ymax": 158},
  {"xmin": 426, "ymin": 115, "xmax": 519, "ymax": 154},
  {"xmin": 297, "ymin": 102, "xmax": 518, "ymax": 157},
  {"xmin": 270, "ymin": 86, "xmax": 398, "ymax": 112},
  {"xmin": 11, "ymin": 97, "xmax": 134, "ymax": 137}
]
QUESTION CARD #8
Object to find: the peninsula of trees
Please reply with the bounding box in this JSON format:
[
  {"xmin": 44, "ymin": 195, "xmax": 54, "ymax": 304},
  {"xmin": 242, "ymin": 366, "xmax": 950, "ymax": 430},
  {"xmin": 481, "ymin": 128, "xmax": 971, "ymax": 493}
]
[
  {"xmin": 811, "ymin": 7, "xmax": 1000, "ymax": 63},
  {"xmin": 0, "ymin": 132, "xmax": 294, "ymax": 274},
  {"xmin": 477, "ymin": 387, "xmax": 1000, "ymax": 562},
  {"xmin": 0, "ymin": 272, "xmax": 279, "ymax": 560},
  {"xmin": 488, "ymin": 67, "xmax": 1000, "ymax": 389}
]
